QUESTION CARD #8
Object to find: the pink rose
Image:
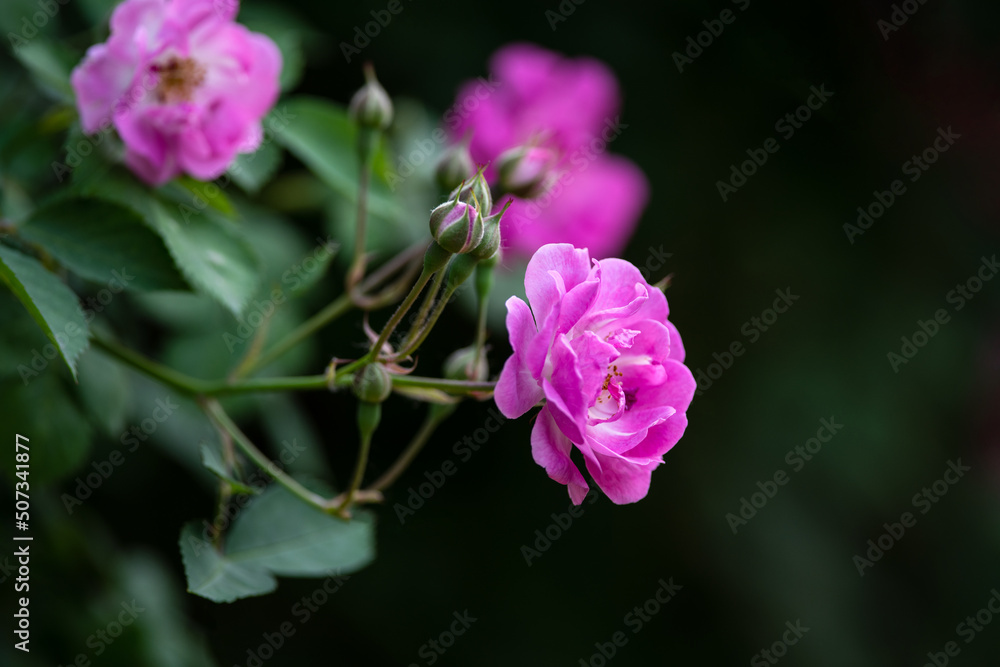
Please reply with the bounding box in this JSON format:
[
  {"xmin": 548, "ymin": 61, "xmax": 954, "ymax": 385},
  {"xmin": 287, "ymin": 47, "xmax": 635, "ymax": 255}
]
[
  {"xmin": 71, "ymin": 0, "xmax": 282, "ymax": 185},
  {"xmin": 451, "ymin": 43, "xmax": 648, "ymax": 259},
  {"xmin": 495, "ymin": 244, "xmax": 695, "ymax": 504}
]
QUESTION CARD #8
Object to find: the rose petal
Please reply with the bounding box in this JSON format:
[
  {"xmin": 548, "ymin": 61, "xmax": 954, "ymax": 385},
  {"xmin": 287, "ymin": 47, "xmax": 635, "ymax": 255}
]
[
  {"xmin": 524, "ymin": 243, "xmax": 592, "ymax": 321},
  {"xmin": 584, "ymin": 441, "xmax": 659, "ymax": 505},
  {"xmin": 531, "ymin": 405, "xmax": 590, "ymax": 505},
  {"xmin": 494, "ymin": 297, "xmax": 544, "ymax": 419}
]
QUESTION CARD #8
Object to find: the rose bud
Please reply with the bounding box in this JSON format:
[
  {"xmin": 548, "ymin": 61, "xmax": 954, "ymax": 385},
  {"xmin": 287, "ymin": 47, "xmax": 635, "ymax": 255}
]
[
  {"xmin": 470, "ymin": 199, "xmax": 512, "ymax": 261},
  {"xmin": 349, "ymin": 63, "xmax": 393, "ymax": 130},
  {"xmin": 435, "ymin": 141, "xmax": 476, "ymax": 191},
  {"xmin": 443, "ymin": 345, "xmax": 488, "ymax": 382},
  {"xmin": 496, "ymin": 145, "xmax": 557, "ymax": 198},
  {"xmin": 429, "ymin": 196, "xmax": 483, "ymax": 255},
  {"xmin": 353, "ymin": 363, "xmax": 392, "ymax": 404},
  {"xmin": 449, "ymin": 165, "xmax": 493, "ymax": 216}
]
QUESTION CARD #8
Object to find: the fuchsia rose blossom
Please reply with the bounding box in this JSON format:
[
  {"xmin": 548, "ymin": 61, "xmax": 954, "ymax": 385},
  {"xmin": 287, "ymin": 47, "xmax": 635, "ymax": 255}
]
[
  {"xmin": 452, "ymin": 43, "xmax": 649, "ymax": 259},
  {"xmin": 71, "ymin": 0, "xmax": 281, "ymax": 185},
  {"xmin": 495, "ymin": 244, "xmax": 695, "ymax": 505}
]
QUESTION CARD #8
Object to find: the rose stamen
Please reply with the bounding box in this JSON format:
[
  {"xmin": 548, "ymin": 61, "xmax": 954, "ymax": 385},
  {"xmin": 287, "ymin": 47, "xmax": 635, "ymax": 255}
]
[{"xmin": 152, "ymin": 56, "xmax": 206, "ymax": 103}]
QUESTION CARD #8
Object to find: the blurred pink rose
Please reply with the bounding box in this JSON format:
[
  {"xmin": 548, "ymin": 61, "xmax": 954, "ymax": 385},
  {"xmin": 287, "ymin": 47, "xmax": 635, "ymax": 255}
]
[
  {"xmin": 495, "ymin": 244, "xmax": 694, "ymax": 505},
  {"xmin": 71, "ymin": 0, "xmax": 281, "ymax": 185},
  {"xmin": 451, "ymin": 43, "xmax": 648, "ymax": 259}
]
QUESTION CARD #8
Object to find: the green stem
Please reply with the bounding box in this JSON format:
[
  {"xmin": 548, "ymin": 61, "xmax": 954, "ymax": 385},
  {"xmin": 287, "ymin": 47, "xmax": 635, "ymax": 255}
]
[
  {"xmin": 395, "ymin": 283, "xmax": 458, "ymax": 359},
  {"xmin": 202, "ymin": 399, "xmax": 337, "ymax": 514},
  {"xmin": 93, "ymin": 334, "xmax": 493, "ymax": 396},
  {"xmin": 339, "ymin": 402, "xmax": 380, "ymax": 512},
  {"xmin": 92, "ymin": 335, "xmax": 209, "ymax": 394},
  {"xmin": 230, "ymin": 312, "xmax": 272, "ymax": 380},
  {"xmin": 204, "ymin": 375, "xmax": 335, "ymax": 395},
  {"xmin": 401, "ymin": 267, "xmax": 447, "ymax": 350},
  {"xmin": 472, "ymin": 264, "xmax": 493, "ymax": 376},
  {"xmin": 242, "ymin": 293, "xmax": 352, "ymax": 376},
  {"xmin": 368, "ymin": 266, "xmax": 435, "ymax": 360},
  {"xmin": 391, "ymin": 374, "xmax": 494, "ymax": 395},
  {"xmin": 368, "ymin": 405, "xmax": 454, "ymax": 493},
  {"xmin": 210, "ymin": 430, "xmax": 235, "ymax": 547},
  {"xmin": 346, "ymin": 129, "xmax": 378, "ymax": 289}
]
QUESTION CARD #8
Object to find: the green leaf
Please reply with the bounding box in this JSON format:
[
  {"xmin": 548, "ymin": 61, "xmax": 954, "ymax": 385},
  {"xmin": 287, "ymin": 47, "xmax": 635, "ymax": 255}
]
[
  {"xmin": 0, "ymin": 177, "xmax": 33, "ymax": 224},
  {"xmin": 180, "ymin": 483, "xmax": 376, "ymax": 602},
  {"xmin": 179, "ymin": 522, "xmax": 276, "ymax": 603},
  {"xmin": 225, "ymin": 484, "xmax": 375, "ymax": 577},
  {"xmin": 171, "ymin": 176, "xmax": 236, "ymax": 217},
  {"xmin": 76, "ymin": 172, "xmax": 261, "ymax": 315},
  {"xmin": 0, "ymin": 374, "xmax": 92, "ymax": 484},
  {"xmin": 19, "ymin": 199, "xmax": 188, "ymax": 292},
  {"xmin": 199, "ymin": 442, "xmax": 258, "ymax": 495},
  {"xmin": 0, "ymin": 245, "xmax": 89, "ymax": 379},
  {"xmin": 138, "ymin": 200, "xmax": 260, "ymax": 316},
  {"xmin": 0, "ymin": 291, "xmax": 49, "ymax": 383},
  {"xmin": 273, "ymin": 97, "xmax": 400, "ymax": 220},
  {"xmin": 12, "ymin": 40, "xmax": 75, "ymax": 102},
  {"xmin": 228, "ymin": 140, "xmax": 283, "ymax": 195},
  {"xmin": 76, "ymin": 348, "xmax": 131, "ymax": 436}
]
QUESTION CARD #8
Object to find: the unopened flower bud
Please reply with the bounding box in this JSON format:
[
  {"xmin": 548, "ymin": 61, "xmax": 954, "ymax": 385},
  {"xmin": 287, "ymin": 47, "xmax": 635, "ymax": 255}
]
[
  {"xmin": 470, "ymin": 199, "xmax": 511, "ymax": 261},
  {"xmin": 353, "ymin": 363, "xmax": 392, "ymax": 404},
  {"xmin": 496, "ymin": 145, "xmax": 556, "ymax": 199},
  {"xmin": 429, "ymin": 197, "xmax": 483, "ymax": 255},
  {"xmin": 349, "ymin": 64, "xmax": 393, "ymax": 130},
  {"xmin": 449, "ymin": 165, "xmax": 492, "ymax": 216},
  {"xmin": 435, "ymin": 141, "xmax": 475, "ymax": 191},
  {"xmin": 443, "ymin": 345, "xmax": 488, "ymax": 382}
]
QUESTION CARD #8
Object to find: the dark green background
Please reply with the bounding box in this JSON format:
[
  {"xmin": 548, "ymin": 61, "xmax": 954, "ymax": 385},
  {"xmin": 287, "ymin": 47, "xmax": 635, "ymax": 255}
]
[{"xmin": 2, "ymin": 0, "xmax": 1000, "ymax": 665}]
